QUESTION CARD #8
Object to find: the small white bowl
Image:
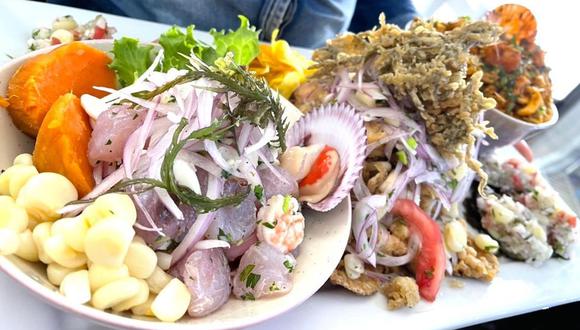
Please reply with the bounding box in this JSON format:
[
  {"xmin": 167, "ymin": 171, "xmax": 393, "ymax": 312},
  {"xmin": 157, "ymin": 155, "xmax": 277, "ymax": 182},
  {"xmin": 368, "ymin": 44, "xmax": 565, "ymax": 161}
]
[
  {"xmin": 483, "ymin": 105, "xmax": 559, "ymax": 148},
  {"xmin": 0, "ymin": 40, "xmax": 351, "ymax": 329}
]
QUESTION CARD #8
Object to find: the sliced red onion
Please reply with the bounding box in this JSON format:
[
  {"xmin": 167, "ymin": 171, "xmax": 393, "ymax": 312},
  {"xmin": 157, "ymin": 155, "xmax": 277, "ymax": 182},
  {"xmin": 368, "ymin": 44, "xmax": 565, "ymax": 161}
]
[
  {"xmin": 224, "ymin": 232, "xmax": 258, "ymax": 261},
  {"xmin": 93, "ymin": 162, "xmax": 103, "ymax": 185},
  {"xmin": 244, "ymin": 121, "xmax": 276, "ymax": 155},
  {"xmin": 84, "ymin": 166, "xmax": 126, "ymax": 200},
  {"xmin": 376, "ymin": 234, "xmax": 420, "ymax": 267},
  {"xmin": 365, "ymin": 270, "xmax": 397, "ymax": 282},
  {"xmin": 286, "ymin": 103, "xmax": 367, "ymax": 212},
  {"xmin": 353, "ymin": 175, "xmax": 371, "ymax": 201},
  {"xmin": 205, "ymin": 140, "xmax": 232, "ymax": 172},
  {"xmin": 93, "ymin": 86, "xmax": 177, "ymax": 114},
  {"xmin": 237, "ymin": 123, "xmax": 252, "ymax": 154},
  {"xmin": 359, "ymin": 108, "xmax": 420, "ymax": 132},
  {"xmin": 194, "ymin": 240, "xmax": 230, "ymax": 250},
  {"xmin": 352, "ymin": 195, "xmax": 388, "ymax": 266}
]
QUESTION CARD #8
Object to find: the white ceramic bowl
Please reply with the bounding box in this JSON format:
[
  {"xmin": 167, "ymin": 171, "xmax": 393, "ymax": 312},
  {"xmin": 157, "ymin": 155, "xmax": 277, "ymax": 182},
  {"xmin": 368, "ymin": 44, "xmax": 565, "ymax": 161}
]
[
  {"xmin": 483, "ymin": 105, "xmax": 559, "ymax": 148},
  {"xmin": 0, "ymin": 40, "xmax": 351, "ymax": 329}
]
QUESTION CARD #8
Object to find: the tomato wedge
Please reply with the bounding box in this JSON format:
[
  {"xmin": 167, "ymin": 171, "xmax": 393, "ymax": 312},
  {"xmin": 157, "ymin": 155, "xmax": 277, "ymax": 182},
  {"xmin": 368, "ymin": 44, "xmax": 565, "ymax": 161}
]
[{"xmin": 391, "ymin": 199, "xmax": 445, "ymax": 302}]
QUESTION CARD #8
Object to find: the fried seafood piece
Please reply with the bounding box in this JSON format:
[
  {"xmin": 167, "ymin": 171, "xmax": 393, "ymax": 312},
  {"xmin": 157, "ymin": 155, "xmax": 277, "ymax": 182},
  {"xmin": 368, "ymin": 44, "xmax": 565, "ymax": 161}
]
[
  {"xmin": 330, "ymin": 261, "xmax": 381, "ymax": 296},
  {"xmin": 453, "ymin": 238, "xmax": 499, "ymax": 282},
  {"xmin": 381, "ymin": 276, "xmax": 420, "ymax": 310}
]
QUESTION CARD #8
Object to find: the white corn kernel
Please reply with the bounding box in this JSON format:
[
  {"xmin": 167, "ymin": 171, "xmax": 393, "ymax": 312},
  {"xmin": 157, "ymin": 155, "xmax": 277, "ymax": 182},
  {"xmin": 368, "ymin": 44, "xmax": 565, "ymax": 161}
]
[
  {"xmin": 91, "ymin": 277, "xmax": 141, "ymax": 310},
  {"xmin": 7, "ymin": 165, "xmax": 38, "ymax": 199},
  {"xmin": 60, "ymin": 270, "xmax": 91, "ymax": 304},
  {"xmin": 131, "ymin": 294, "xmax": 155, "ymax": 317},
  {"xmin": 474, "ymin": 234, "xmax": 499, "ymax": 254},
  {"xmin": 82, "ymin": 193, "xmax": 137, "ymax": 226},
  {"xmin": 50, "ymin": 29, "xmax": 74, "ymax": 44},
  {"xmin": 0, "ymin": 229, "xmax": 20, "ymax": 255},
  {"xmin": 52, "ymin": 16, "xmax": 78, "ymax": 31},
  {"xmin": 44, "ymin": 235, "xmax": 87, "ymax": 268},
  {"xmin": 0, "ymin": 197, "xmax": 29, "ymax": 232},
  {"xmin": 15, "ymin": 229, "xmax": 39, "ymax": 262},
  {"xmin": 146, "ymin": 267, "xmax": 173, "ymax": 294},
  {"xmin": 88, "ymin": 264, "xmax": 129, "ymax": 292},
  {"xmin": 32, "ymin": 222, "xmax": 53, "ymax": 264},
  {"xmin": 13, "ymin": 154, "xmax": 33, "ymax": 166},
  {"xmin": 132, "ymin": 236, "xmax": 146, "ymax": 245},
  {"xmin": 0, "ymin": 166, "xmax": 21, "ymax": 195},
  {"xmin": 84, "ymin": 217, "xmax": 134, "ymax": 267},
  {"xmin": 343, "ymin": 253, "xmax": 364, "ymax": 280},
  {"xmin": 444, "ymin": 221, "xmax": 468, "ymax": 253},
  {"xmin": 151, "ymin": 278, "xmax": 191, "ymax": 322},
  {"xmin": 156, "ymin": 252, "xmax": 172, "ymax": 271},
  {"xmin": 112, "ymin": 279, "xmax": 150, "ymax": 312},
  {"xmin": 124, "ymin": 242, "xmax": 157, "ymax": 279},
  {"xmin": 16, "ymin": 173, "xmax": 78, "ymax": 222},
  {"xmin": 47, "ymin": 263, "xmax": 85, "ymax": 286},
  {"xmin": 490, "ymin": 202, "xmax": 515, "ymax": 224},
  {"xmin": 530, "ymin": 223, "xmax": 548, "ymax": 242},
  {"xmin": 61, "ymin": 217, "xmax": 89, "ymax": 252}
]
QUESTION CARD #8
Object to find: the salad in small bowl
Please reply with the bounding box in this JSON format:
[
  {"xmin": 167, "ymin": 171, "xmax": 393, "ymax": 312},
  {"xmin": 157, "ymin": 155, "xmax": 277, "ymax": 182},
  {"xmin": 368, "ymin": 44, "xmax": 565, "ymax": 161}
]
[{"xmin": 0, "ymin": 19, "xmax": 363, "ymax": 329}]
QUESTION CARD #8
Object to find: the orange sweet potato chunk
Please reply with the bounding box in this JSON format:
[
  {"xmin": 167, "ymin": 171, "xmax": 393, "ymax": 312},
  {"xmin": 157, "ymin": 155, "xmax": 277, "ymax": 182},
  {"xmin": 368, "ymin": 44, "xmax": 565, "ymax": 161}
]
[
  {"xmin": 33, "ymin": 93, "xmax": 95, "ymax": 197},
  {"xmin": 7, "ymin": 42, "xmax": 116, "ymax": 136}
]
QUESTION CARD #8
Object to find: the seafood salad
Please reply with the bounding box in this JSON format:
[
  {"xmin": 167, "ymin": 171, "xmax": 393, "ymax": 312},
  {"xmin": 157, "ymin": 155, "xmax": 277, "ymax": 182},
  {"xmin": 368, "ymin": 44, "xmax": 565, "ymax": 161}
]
[{"xmin": 0, "ymin": 19, "xmax": 365, "ymax": 322}]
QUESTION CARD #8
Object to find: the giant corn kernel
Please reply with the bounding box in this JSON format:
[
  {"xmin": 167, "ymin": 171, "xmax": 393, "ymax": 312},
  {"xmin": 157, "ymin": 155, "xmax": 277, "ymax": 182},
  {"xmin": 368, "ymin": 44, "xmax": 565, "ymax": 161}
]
[
  {"xmin": 490, "ymin": 202, "xmax": 515, "ymax": 224},
  {"xmin": 131, "ymin": 294, "xmax": 155, "ymax": 317},
  {"xmin": 32, "ymin": 222, "xmax": 53, "ymax": 263},
  {"xmin": 151, "ymin": 278, "xmax": 191, "ymax": 322},
  {"xmin": 44, "ymin": 235, "xmax": 87, "ymax": 268},
  {"xmin": 474, "ymin": 234, "xmax": 499, "ymax": 254},
  {"xmin": 13, "ymin": 153, "xmax": 33, "ymax": 166},
  {"xmin": 0, "ymin": 229, "xmax": 20, "ymax": 255},
  {"xmin": 124, "ymin": 242, "xmax": 157, "ymax": 279},
  {"xmin": 60, "ymin": 217, "xmax": 89, "ymax": 252},
  {"xmin": 156, "ymin": 252, "xmax": 172, "ymax": 271},
  {"xmin": 88, "ymin": 264, "xmax": 129, "ymax": 292},
  {"xmin": 47, "ymin": 263, "xmax": 85, "ymax": 286},
  {"xmin": 146, "ymin": 266, "xmax": 173, "ymax": 294},
  {"xmin": 7, "ymin": 165, "xmax": 38, "ymax": 198},
  {"xmin": 82, "ymin": 193, "xmax": 137, "ymax": 226},
  {"xmin": 444, "ymin": 221, "xmax": 467, "ymax": 253},
  {"xmin": 15, "ymin": 229, "xmax": 39, "ymax": 262},
  {"xmin": 60, "ymin": 270, "xmax": 91, "ymax": 304},
  {"xmin": 84, "ymin": 217, "xmax": 134, "ymax": 267},
  {"xmin": 91, "ymin": 277, "xmax": 141, "ymax": 310},
  {"xmin": 112, "ymin": 279, "xmax": 149, "ymax": 312},
  {"xmin": 16, "ymin": 172, "xmax": 78, "ymax": 221},
  {"xmin": 0, "ymin": 197, "xmax": 29, "ymax": 232}
]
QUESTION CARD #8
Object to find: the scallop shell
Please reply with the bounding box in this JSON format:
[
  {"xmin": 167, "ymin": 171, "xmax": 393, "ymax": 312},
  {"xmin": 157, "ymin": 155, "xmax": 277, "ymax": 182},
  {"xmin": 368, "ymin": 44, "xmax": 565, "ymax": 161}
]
[{"xmin": 286, "ymin": 103, "xmax": 366, "ymax": 212}]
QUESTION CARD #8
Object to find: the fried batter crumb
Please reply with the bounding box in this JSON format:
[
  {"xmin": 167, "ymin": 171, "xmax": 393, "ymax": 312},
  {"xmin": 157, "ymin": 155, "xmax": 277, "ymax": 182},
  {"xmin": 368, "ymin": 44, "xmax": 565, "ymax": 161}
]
[
  {"xmin": 449, "ymin": 278, "xmax": 465, "ymax": 289},
  {"xmin": 453, "ymin": 238, "xmax": 499, "ymax": 282},
  {"xmin": 381, "ymin": 276, "xmax": 420, "ymax": 310},
  {"xmin": 379, "ymin": 234, "xmax": 407, "ymax": 257},
  {"xmin": 389, "ymin": 222, "xmax": 410, "ymax": 241},
  {"xmin": 330, "ymin": 261, "xmax": 381, "ymax": 296}
]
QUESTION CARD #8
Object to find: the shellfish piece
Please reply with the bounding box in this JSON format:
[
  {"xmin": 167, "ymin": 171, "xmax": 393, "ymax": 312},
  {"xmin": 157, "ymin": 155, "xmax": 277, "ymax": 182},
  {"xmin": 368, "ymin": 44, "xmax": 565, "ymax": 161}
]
[
  {"xmin": 284, "ymin": 103, "xmax": 366, "ymax": 212},
  {"xmin": 298, "ymin": 146, "xmax": 340, "ymax": 204}
]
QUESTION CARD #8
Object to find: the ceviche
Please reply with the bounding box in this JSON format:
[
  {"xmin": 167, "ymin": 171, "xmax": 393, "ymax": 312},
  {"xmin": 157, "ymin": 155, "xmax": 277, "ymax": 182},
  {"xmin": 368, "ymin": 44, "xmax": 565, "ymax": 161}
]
[{"xmin": 0, "ymin": 18, "xmax": 364, "ymax": 322}]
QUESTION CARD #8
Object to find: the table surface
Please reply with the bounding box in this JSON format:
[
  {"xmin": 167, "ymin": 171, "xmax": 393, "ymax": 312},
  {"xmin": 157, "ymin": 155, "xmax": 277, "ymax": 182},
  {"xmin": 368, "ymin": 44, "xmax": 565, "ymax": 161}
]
[{"xmin": 0, "ymin": 1, "xmax": 579, "ymax": 330}]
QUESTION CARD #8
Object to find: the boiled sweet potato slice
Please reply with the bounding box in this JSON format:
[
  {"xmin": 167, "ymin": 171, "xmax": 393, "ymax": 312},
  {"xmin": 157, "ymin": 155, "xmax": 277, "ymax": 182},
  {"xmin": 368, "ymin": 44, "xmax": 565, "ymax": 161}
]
[
  {"xmin": 33, "ymin": 93, "xmax": 95, "ymax": 197},
  {"xmin": 7, "ymin": 42, "xmax": 116, "ymax": 136}
]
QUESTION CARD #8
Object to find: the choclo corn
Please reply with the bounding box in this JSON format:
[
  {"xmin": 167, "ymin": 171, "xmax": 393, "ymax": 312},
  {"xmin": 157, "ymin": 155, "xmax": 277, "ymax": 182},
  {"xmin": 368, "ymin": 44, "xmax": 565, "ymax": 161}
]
[
  {"xmin": 0, "ymin": 197, "xmax": 29, "ymax": 232},
  {"xmin": 32, "ymin": 222, "xmax": 54, "ymax": 264},
  {"xmin": 490, "ymin": 202, "xmax": 515, "ymax": 224},
  {"xmin": 0, "ymin": 229, "xmax": 20, "ymax": 255},
  {"xmin": 16, "ymin": 172, "xmax": 78, "ymax": 222},
  {"xmin": 444, "ymin": 221, "xmax": 468, "ymax": 253},
  {"xmin": 84, "ymin": 216, "xmax": 134, "ymax": 267},
  {"xmin": 15, "ymin": 229, "xmax": 39, "ymax": 262},
  {"xmin": 61, "ymin": 217, "xmax": 90, "ymax": 252},
  {"xmin": 60, "ymin": 270, "xmax": 91, "ymax": 304},
  {"xmin": 131, "ymin": 294, "xmax": 156, "ymax": 317},
  {"xmin": 13, "ymin": 154, "xmax": 33, "ymax": 166},
  {"xmin": 343, "ymin": 253, "xmax": 364, "ymax": 280},
  {"xmin": 43, "ymin": 235, "xmax": 87, "ymax": 268},
  {"xmin": 146, "ymin": 266, "xmax": 173, "ymax": 294},
  {"xmin": 474, "ymin": 234, "xmax": 499, "ymax": 254},
  {"xmin": 112, "ymin": 279, "xmax": 150, "ymax": 312},
  {"xmin": 50, "ymin": 29, "xmax": 74, "ymax": 44},
  {"xmin": 155, "ymin": 252, "xmax": 172, "ymax": 271},
  {"xmin": 82, "ymin": 193, "xmax": 137, "ymax": 226},
  {"xmin": 47, "ymin": 263, "xmax": 85, "ymax": 286},
  {"xmin": 124, "ymin": 242, "xmax": 157, "ymax": 279},
  {"xmin": 91, "ymin": 277, "xmax": 141, "ymax": 310},
  {"xmin": 530, "ymin": 223, "xmax": 547, "ymax": 242},
  {"xmin": 151, "ymin": 278, "xmax": 191, "ymax": 322},
  {"xmin": 88, "ymin": 264, "xmax": 130, "ymax": 292},
  {"xmin": 7, "ymin": 165, "xmax": 38, "ymax": 199}
]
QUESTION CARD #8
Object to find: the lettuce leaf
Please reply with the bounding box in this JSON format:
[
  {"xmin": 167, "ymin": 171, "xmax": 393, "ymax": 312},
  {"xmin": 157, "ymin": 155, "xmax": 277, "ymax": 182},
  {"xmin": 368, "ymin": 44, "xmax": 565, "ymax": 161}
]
[
  {"xmin": 158, "ymin": 25, "xmax": 217, "ymax": 71},
  {"xmin": 210, "ymin": 16, "xmax": 260, "ymax": 66},
  {"xmin": 109, "ymin": 37, "xmax": 154, "ymax": 86}
]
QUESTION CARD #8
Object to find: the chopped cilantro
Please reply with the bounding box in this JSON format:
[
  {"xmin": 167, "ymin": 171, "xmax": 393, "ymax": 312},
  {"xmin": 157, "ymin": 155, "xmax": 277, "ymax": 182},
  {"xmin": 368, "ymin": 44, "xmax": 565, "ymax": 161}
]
[
  {"xmin": 396, "ymin": 150, "xmax": 408, "ymax": 166},
  {"xmin": 221, "ymin": 170, "xmax": 232, "ymax": 179},
  {"xmin": 218, "ymin": 228, "xmax": 233, "ymax": 243},
  {"xmin": 282, "ymin": 195, "xmax": 292, "ymax": 213},
  {"xmin": 261, "ymin": 220, "xmax": 277, "ymax": 229},
  {"xmin": 254, "ymin": 185, "xmax": 264, "ymax": 200},
  {"xmin": 269, "ymin": 282, "xmax": 280, "ymax": 292},
  {"xmin": 406, "ymin": 137, "xmax": 417, "ymax": 150},
  {"xmin": 449, "ymin": 178, "xmax": 458, "ymax": 190},
  {"xmin": 283, "ymin": 260, "xmax": 294, "ymax": 273},
  {"xmin": 246, "ymin": 272, "xmax": 261, "ymax": 289},
  {"xmin": 105, "ymin": 139, "xmax": 112, "ymax": 145},
  {"xmin": 240, "ymin": 292, "xmax": 255, "ymax": 301}
]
